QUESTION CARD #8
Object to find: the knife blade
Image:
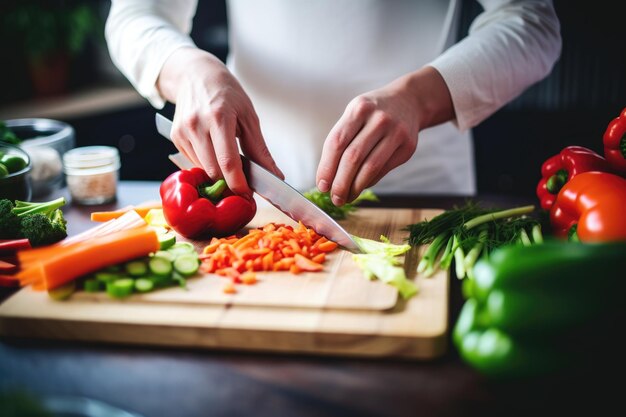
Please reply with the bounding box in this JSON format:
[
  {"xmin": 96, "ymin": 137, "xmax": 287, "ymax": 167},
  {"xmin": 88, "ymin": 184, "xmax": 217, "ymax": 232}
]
[{"xmin": 155, "ymin": 113, "xmax": 361, "ymax": 253}]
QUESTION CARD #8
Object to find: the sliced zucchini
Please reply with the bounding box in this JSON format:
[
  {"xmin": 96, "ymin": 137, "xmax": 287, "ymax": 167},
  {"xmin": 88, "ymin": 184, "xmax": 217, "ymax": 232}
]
[
  {"xmin": 134, "ymin": 278, "xmax": 154, "ymax": 293},
  {"xmin": 167, "ymin": 242, "xmax": 196, "ymax": 257},
  {"xmin": 148, "ymin": 256, "xmax": 173, "ymax": 277},
  {"xmin": 48, "ymin": 281, "xmax": 76, "ymax": 301},
  {"xmin": 173, "ymin": 253, "xmax": 200, "ymax": 277},
  {"xmin": 83, "ymin": 278, "xmax": 102, "ymax": 293},
  {"xmin": 158, "ymin": 232, "xmax": 176, "ymax": 250},
  {"xmin": 125, "ymin": 260, "xmax": 148, "ymax": 277},
  {"xmin": 106, "ymin": 278, "xmax": 134, "ymax": 299}
]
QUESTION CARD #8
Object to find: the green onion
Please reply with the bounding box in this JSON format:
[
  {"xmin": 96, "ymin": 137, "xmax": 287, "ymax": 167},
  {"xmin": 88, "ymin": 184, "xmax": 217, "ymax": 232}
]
[{"xmin": 407, "ymin": 202, "xmax": 543, "ymax": 280}]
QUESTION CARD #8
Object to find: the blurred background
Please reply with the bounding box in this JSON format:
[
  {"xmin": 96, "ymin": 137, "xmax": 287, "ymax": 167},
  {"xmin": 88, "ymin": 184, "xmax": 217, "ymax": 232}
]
[{"xmin": 0, "ymin": 0, "xmax": 624, "ymax": 198}]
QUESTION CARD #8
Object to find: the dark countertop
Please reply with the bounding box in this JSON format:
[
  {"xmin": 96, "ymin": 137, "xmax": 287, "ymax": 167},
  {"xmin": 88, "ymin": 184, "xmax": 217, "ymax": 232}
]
[{"xmin": 0, "ymin": 182, "xmax": 620, "ymax": 417}]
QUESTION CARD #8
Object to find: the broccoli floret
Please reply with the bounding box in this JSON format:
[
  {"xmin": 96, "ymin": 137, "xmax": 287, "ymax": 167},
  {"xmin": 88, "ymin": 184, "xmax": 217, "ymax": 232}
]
[
  {"xmin": 20, "ymin": 209, "xmax": 67, "ymax": 247},
  {"xmin": 0, "ymin": 197, "xmax": 67, "ymax": 245},
  {"xmin": 0, "ymin": 199, "xmax": 22, "ymax": 239}
]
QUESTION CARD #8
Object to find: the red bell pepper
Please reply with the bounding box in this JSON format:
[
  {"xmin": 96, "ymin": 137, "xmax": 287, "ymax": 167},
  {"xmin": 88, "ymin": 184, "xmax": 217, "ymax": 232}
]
[
  {"xmin": 550, "ymin": 172, "xmax": 626, "ymax": 242},
  {"xmin": 160, "ymin": 168, "xmax": 256, "ymax": 239},
  {"xmin": 603, "ymin": 107, "xmax": 626, "ymax": 175},
  {"xmin": 536, "ymin": 146, "xmax": 612, "ymax": 210}
]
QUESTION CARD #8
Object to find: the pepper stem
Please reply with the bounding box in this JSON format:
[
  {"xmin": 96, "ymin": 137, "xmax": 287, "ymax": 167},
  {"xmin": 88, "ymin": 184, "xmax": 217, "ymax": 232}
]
[
  {"xmin": 620, "ymin": 135, "xmax": 626, "ymax": 159},
  {"xmin": 198, "ymin": 179, "xmax": 227, "ymax": 201},
  {"xmin": 546, "ymin": 169, "xmax": 568, "ymax": 194}
]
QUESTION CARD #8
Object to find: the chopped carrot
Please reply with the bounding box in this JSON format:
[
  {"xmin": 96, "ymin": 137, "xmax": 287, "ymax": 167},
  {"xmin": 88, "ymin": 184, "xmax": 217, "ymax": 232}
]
[
  {"xmin": 289, "ymin": 264, "xmax": 301, "ymax": 275},
  {"xmin": 294, "ymin": 253, "xmax": 323, "ymax": 272},
  {"xmin": 241, "ymin": 271, "xmax": 257, "ymax": 285},
  {"xmin": 200, "ymin": 222, "xmax": 339, "ymax": 290},
  {"xmin": 311, "ymin": 253, "xmax": 326, "ymax": 264},
  {"xmin": 223, "ymin": 281, "xmax": 237, "ymax": 294},
  {"xmin": 317, "ymin": 240, "xmax": 338, "ymax": 252}
]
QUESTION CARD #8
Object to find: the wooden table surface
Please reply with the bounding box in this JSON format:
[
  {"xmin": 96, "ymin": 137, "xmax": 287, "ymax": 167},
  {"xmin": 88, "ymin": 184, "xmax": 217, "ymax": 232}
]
[{"xmin": 0, "ymin": 182, "xmax": 620, "ymax": 417}]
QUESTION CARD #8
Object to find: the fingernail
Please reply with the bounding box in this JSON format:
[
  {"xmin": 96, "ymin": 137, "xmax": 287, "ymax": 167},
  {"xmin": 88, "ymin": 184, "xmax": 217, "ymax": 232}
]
[
  {"xmin": 318, "ymin": 180, "xmax": 329, "ymax": 192},
  {"xmin": 332, "ymin": 194, "xmax": 344, "ymax": 206}
]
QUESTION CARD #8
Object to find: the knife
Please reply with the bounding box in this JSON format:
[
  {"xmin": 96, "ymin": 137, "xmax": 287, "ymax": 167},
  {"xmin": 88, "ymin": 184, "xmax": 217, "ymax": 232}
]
[{"xmin": 155, "ymin": 113, "xmax": 361, "ymax": 253}]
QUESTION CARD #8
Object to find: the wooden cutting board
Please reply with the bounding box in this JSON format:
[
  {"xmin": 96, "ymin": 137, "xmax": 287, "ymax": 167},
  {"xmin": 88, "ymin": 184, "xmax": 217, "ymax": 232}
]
[
  {"xmin": 69, "ymin": 206, "xmax": 406, "ymax": 310},
  {"xmin": 0, "ymin": 207, "xmax": 450, "ymax": 359}
]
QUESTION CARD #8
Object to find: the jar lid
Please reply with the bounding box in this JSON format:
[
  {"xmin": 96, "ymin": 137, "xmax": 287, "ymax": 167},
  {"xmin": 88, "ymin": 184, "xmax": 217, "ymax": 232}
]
[{"xmin": 63, "ymin": 146, "xmax": 121, "ymax": 171}]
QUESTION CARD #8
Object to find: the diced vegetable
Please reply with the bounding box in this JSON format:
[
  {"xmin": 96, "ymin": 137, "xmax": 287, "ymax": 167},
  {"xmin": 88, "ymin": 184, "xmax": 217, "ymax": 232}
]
[
  {"xmin": 152, "ymin": 250, "xmax": 175, "ymax": 262},
  {"xmin": 125, "ymin": 260, "xmax": 148, "ymax": 277},
  {"xmin": 47, "ymin": 281, "xmax": 76, "ymax": 300},
  {"xmin": 200, "ymin": 222, "xmax": 339, "ymax": 292},
  {"xmin": 83, "ymin": 279, "xmax": 101, "ymax": 293},
  {"xmin": 95, "ymin": 271, "xmax": 123, "ymax": 283},
  {"xmin": 173, "ymin": 253, "xmax": 200, "ymax": 277},
  {"xmin": 134, "ymin": 278, "xmax": 154, "ymax": 293},
  {"xmin": 167, "ymin": 242, "xmax": 196, "ymax": 256},
  {"xmin": 350, "ymin": 235, "xmax": 417, "ymax": 299},
  {"xmin": 106, "ymin": 278, "xmax": 135, "ymax": 299},
  {"xmin": 149, "ymin": 256, "xmax": 173, "ymax": 277},
  {"xmin": 157, "ymin": 231, "xmax": 176, "ymax": 250}
]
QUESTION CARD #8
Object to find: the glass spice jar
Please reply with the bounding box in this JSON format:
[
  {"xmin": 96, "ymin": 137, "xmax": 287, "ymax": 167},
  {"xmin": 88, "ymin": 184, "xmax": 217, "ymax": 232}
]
[{"xmin": 63, "ymin": 146, "xmax": 121, "ymax": 205}]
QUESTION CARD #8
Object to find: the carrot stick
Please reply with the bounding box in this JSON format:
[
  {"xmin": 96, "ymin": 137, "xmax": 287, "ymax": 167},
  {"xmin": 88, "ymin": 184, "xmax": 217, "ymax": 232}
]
[
  {"xmin": 17, "ymin": 226, "xmax": 159, "ymax": 291},
  {"xmin": 90, "ymin": 201, "xmax": 162, "ymax": 222},
  {"xmin": 17, "ymin": 211, "xmax": 147, "ymax": 267}
]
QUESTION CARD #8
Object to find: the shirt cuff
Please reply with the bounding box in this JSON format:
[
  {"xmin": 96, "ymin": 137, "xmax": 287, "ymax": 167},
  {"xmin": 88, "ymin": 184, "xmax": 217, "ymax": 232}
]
[
  {"xmin": 137, "ymin": 39, "xmax": 197, "ymax": 109},
  {"xmin": 428, "ymin": 47, "xmax": 494, "ymax": 132}
]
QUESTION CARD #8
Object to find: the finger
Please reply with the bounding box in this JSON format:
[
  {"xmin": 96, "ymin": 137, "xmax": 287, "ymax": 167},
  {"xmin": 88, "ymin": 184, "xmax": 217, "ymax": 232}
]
[
  {"xmin": 186, "ymin": 123, "xmax": 223, "ymax": 181},
  {"xmin": 348, "ymin": 134, "xmax": 403, "ymax": 202},
  {"xmin": 238, "ymin": 113, "xmax": 284, "ymax": 179},
  {"xmin": 316, "ymin": 97, "xmax": 374, "ymax": 193},
  {"xmin": 209, "ymin": 112, "xmax": 251, "ymax": 196},
  {"xmin": 365, "ymin": 141, "xmax": 417, "ymax": 190},
  {"xmin": 330, "ymin": 112, "xmax": 392, "ymax": 206},
  {"xmin": 171, "ymin": 119, "xmax": 203, "ymax": 169},
  {"xmin": 176, "ymin": 114, "xmax": 224, "ymax": 180}
]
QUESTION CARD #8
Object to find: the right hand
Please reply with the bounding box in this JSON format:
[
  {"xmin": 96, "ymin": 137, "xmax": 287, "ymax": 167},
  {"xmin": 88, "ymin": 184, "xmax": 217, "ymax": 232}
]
[{"xmin": 157, "ymin": 48, "xmax": 283, "ymax": 196}]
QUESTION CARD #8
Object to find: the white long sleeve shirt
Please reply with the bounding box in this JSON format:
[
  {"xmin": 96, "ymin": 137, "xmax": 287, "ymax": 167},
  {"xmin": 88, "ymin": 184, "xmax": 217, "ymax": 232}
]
[{"xmin": 106, "ymin": 0, "xmax": 561, "ymax": 194}]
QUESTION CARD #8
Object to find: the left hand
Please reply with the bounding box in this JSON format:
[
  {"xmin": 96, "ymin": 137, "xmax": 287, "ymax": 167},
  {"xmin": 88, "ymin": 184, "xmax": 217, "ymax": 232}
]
[
  {"xmin": 315, "ymin": 81, "xmax": 419, "ymax": 206},
  {"xmin": 316, "ymin": 66, "xmax": 454, "ymax": 206}
]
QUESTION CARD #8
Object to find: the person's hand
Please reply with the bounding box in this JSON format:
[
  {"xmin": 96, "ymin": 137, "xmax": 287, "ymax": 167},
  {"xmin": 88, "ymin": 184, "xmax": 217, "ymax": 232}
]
[
  {"xmin": 316, "ymin": 66, "xmax": 454, "ymax": 205},
  {"xmin": 158, "ymin": 48, "xmax": 283, "ymax": 196}
]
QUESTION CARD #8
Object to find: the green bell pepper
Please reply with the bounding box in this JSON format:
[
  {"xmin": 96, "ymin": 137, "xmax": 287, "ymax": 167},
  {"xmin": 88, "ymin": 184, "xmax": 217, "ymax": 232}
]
[{"xmin": 454, "ymin": 241, "xmax": 626, "ymax": 378}]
